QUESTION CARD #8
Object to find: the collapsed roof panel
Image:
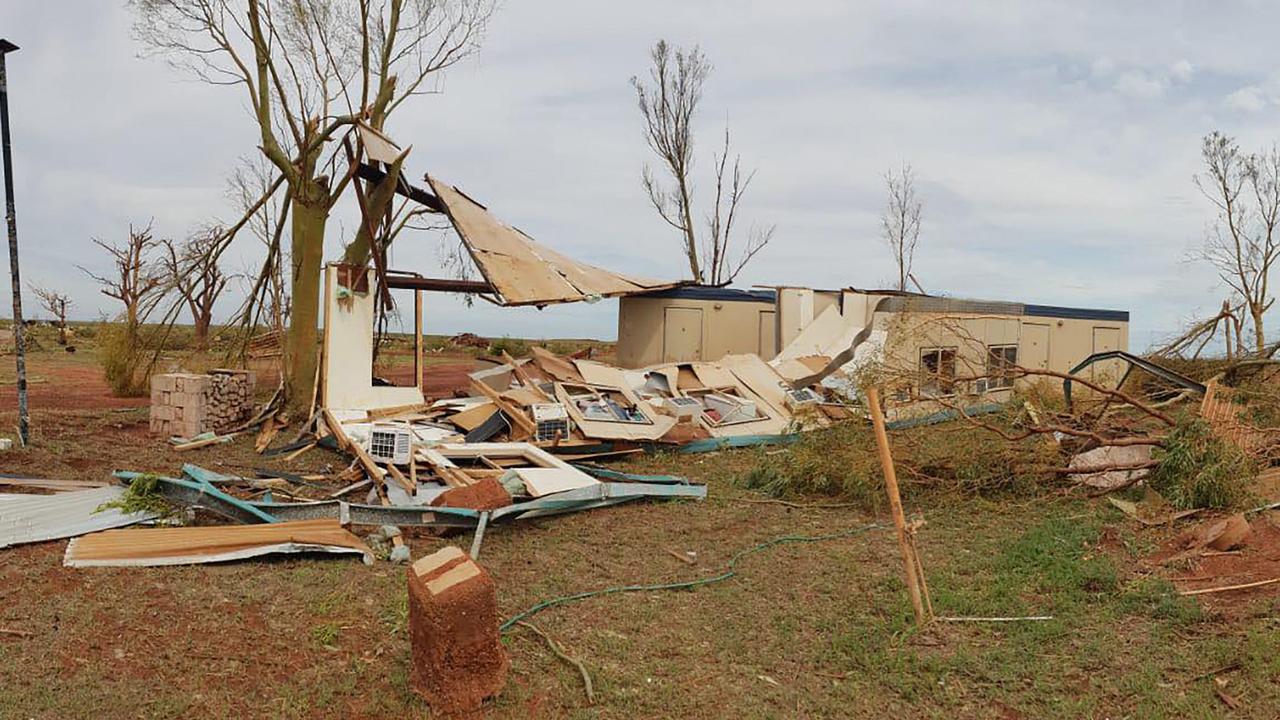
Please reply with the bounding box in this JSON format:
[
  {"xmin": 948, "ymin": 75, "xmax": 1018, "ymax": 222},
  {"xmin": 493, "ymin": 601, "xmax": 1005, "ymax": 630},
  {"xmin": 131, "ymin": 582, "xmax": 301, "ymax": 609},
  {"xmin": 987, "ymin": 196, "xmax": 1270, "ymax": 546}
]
[{"xmin": 426, "ymin": 176, "xmax": 680, "ymax": 306}]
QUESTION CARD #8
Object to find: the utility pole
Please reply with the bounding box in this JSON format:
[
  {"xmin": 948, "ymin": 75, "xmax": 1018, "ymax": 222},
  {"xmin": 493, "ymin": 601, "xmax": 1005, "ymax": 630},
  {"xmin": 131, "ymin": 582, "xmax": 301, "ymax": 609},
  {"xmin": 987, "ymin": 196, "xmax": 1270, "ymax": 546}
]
[{"xmin": 0, "ymin": 39, "xmax": 29, "ymax": 446}]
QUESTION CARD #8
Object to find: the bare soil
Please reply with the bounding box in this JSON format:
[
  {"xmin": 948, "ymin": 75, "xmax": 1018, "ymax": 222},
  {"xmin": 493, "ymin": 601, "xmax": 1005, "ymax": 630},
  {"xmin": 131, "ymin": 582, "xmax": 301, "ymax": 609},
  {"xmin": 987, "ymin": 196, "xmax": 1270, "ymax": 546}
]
[{"xmin": 1, "ymin": 343, "xmax": 1279, "ymax": 718}]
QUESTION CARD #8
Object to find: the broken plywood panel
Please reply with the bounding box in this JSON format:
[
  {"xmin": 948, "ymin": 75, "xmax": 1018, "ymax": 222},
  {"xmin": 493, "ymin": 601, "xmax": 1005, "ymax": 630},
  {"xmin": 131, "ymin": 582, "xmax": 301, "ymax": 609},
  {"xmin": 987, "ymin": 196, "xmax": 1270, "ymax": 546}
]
[
  {"xmin": 322, "ymin": 265, "xmax": 425, "ymax": 411},
  {"xmin": 427, "ymin": 176, "xmax": 679, "ymax": 306},
  {"xmin": 554, "ymin": 382, "xmax": 676, "ymax": 441}
]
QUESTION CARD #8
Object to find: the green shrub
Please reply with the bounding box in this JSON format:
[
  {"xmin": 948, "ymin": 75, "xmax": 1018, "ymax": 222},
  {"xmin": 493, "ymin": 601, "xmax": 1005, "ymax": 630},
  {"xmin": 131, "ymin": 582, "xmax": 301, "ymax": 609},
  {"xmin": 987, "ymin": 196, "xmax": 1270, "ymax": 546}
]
[
  {"xmin": 487, "ymin": 336, "xmax": 530, "ymax": 357},
  {"xmin": 1148, "ymin": 417, "xmax": 1255, "ymax": 509},
  {"xmin": 99, "ymin": 322, "xmax": 151, "ymax": 397}
]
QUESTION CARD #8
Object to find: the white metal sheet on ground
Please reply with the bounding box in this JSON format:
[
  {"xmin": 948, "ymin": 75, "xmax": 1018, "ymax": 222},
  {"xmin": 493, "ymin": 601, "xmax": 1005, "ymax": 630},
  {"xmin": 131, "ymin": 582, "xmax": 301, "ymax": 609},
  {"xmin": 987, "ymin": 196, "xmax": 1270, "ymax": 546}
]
[
  {"xmin": 512, "ymin": 467, "xmax": 599, "ymax": 497},
  {"xmin": 0, "ymin": 486, "xmax": 158, "ymax": 549}
]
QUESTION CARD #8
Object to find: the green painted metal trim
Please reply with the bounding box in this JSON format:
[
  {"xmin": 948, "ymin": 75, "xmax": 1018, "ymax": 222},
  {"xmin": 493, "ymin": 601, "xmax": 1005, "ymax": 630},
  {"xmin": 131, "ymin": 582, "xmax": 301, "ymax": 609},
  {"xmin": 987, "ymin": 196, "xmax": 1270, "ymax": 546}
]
[
  {"xmin": 114, "ymin": 471, "xmax": 279, "ymax": 524},
  {"xmin": 675, "ymin": 434, "xmax": 802, "ymax": 454}
]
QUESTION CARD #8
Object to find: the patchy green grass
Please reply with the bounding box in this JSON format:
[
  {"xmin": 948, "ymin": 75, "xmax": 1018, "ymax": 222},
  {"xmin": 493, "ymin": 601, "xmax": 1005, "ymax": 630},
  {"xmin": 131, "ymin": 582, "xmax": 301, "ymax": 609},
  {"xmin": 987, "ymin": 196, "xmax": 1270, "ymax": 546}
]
[{"xmin": 0, "ymin": 346, "xmax": 1275, "ymax": 718}]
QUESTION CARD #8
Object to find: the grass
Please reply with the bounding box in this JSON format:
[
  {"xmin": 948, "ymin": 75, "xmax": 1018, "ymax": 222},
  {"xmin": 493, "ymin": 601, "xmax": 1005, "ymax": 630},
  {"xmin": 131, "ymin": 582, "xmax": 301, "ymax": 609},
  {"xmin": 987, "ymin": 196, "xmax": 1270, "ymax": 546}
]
[{"xmin": 0, "ymin": 342, "xmax": 1277, "ymax": 717}]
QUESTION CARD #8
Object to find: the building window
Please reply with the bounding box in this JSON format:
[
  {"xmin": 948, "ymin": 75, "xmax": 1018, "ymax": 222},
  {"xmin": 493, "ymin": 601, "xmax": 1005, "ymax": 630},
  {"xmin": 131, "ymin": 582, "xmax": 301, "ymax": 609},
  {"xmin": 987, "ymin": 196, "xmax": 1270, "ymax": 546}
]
[
  {"xmin": 987, "ymin": 345, "xmax": 1018, "ymax": 389},
  {"xmin": 919, "ymin": 347, "xmax": 957, "ymax": 397}
]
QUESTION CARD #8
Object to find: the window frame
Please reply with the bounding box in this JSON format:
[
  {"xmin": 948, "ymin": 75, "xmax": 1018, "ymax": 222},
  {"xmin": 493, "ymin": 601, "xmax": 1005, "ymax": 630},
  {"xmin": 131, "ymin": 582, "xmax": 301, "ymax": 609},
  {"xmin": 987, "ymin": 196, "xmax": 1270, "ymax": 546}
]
[
  {"xmin": 918, "ymin": 346, "xmax": 958, "ymax": 398},
  {"xmin": 986, "ymin": 344, "xmax": 1019, "ymax": 390}
]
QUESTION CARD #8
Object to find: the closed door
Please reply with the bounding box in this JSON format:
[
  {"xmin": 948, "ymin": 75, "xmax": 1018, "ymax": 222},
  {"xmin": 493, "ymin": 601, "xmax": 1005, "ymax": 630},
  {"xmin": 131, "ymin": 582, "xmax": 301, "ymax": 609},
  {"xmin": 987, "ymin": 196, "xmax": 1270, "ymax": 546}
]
[
  {"xmin": 1092, "ymin": 326, "xmax": 1122, "ymax": 384},
  {"xmin": 663, "ymin": 307, "xmax": 704, "ymax": 362},
  {"xmin": 758, "ymin": 310, "xmax": 778, "ymax": 358},
  {"xmin": 1021, "ymin": 322, "xmax": 1050, "ymax": 371}
]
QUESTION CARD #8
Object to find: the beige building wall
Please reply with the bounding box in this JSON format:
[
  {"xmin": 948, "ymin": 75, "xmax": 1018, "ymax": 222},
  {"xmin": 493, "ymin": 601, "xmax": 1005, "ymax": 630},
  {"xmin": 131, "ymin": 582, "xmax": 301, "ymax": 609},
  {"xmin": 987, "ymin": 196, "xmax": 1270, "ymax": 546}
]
[
  {"xmin": 873, "ymin": 309, "xmax": 1129, "ymax": 402},
  {"xmin": 616, "ymin": 292, "xmax": 779, "ymax": 368},
  {"xmin": 618, "ymin": 288, "xmax": 1130, "ymax": 395}
]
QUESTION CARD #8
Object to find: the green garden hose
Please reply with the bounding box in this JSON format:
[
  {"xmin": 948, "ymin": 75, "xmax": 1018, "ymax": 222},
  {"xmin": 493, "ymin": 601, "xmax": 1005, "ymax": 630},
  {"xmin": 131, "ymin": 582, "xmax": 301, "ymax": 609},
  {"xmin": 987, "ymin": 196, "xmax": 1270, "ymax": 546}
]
[{"xmin": 500, "ymin": 523, "xmax": 885, "ymax": 632}]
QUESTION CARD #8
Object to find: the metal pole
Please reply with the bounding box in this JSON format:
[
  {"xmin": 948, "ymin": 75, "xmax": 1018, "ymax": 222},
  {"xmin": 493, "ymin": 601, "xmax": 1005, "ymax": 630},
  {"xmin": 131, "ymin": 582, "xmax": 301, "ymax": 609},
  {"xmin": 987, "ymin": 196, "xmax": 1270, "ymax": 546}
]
[{"xmin": 0, "ymin": 39, "xmax": 28, "ymax": 447}]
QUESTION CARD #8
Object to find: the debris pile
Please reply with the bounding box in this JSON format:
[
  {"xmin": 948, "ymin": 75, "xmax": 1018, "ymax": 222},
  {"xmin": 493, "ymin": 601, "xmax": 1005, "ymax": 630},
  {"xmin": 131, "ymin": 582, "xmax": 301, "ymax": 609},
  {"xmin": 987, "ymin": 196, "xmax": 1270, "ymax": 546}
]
[{"xmin": 405, "ymin": 347, "xmax": 850, "ymax": 451}]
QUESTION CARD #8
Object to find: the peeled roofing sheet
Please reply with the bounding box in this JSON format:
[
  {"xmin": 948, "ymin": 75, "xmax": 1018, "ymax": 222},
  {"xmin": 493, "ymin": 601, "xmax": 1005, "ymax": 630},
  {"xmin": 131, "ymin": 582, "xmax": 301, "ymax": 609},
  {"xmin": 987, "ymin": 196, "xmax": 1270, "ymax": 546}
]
[
  {"xmin": 0, "ymin": 486, "xmax": 158, "ymax": 549},
  {"xmin": 426, "ymin": 176, "xmax": 679, "ymax": 306},
  {"xmin": 63, "ymin": 518, "xmax": 373, "ymax": 568}
]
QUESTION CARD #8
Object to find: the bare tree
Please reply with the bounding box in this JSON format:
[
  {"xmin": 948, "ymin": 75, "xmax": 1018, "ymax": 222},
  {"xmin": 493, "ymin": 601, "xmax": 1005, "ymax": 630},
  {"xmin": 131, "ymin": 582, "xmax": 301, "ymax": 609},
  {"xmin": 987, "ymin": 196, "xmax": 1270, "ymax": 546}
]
[
  {"xmin": 131, "ymin": 0, "xmax": 494, "ymax": 408},
  {"xmin": 229, "ymin": 156, "xmax": 291, "ymax": 338},
  {"xmin": 78, "ymin": 223, "xmax": 167, "ymax": 327},
  {"xmin": 161, "ymin": 227, "xmax": 231, "ymax": 346},
  {"xmin": 882, "ymin": 164, "xmax": 924, "ymax": 293},
  {"xmin": 1196, "ymin": 131, "xmax": 1280, "ymax": 354},
  {"xmin": 632, "ymin": 40, "xmax": 773, "ymax": 286},
  {"xmin": 29, "ymin": 284, "xmax": 72, "ymax": 345}
]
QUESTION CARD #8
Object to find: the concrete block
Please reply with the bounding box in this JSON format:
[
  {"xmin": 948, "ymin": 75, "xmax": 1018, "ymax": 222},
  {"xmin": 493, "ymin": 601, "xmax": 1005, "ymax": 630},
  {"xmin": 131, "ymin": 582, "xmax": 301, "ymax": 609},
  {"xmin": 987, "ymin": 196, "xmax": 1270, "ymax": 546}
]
[{"xmin": 406, "ymin": 546, "xmax": 508, "ymax": 714}]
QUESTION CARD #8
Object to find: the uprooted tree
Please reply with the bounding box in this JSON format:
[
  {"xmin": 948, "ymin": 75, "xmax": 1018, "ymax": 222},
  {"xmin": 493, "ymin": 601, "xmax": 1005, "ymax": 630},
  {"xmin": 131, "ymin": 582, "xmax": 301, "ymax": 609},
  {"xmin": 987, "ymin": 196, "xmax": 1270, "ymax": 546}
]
[
  {"xmin": 632, "ymin": 40, "xmax": 774, "ymax": 286},
  {"xmin": 132, "ymin": 0, "xmax": 494, "ymax": 409},
  {"xmin": 161, "ymin": 227, "xmax": 231, "ymax": 347},
  {"xmin": 882, "ymin": 164, "xmax": 924, "ymax": 293},
  {"xmin": 29, "ymin": 284, "xmax": 72, "ymax": 345},
  {"xmin": 1195, "ymin": 131, "xmax": 1280, "ymax": 354}
]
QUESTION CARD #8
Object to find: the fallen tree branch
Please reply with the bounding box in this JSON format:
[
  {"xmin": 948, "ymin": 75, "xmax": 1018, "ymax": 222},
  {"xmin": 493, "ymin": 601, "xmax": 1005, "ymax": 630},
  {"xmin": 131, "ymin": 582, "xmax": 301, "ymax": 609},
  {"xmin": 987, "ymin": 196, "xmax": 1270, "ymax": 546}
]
[
  {"xmin": 514, "ymin": 621, "xmax": 595, "ymax": 705},
  {"xmin": 1178, "ymin": 576, "xmax": 1280, "ymax": 596}
]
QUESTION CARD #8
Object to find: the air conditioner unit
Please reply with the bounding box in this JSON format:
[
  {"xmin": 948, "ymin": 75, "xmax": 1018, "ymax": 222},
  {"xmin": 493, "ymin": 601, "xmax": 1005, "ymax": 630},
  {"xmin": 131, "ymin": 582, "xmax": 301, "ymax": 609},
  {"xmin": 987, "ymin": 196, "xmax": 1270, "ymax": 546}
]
[
  {"xmin": 784, "ymin": 387, "xmax": 823, "ymax": 410},
  {"xmin": 367, "ymin": 423, "xmax": 412, "ymax": 465},
  {"xmin": 531, "ymin": 403, "xmax": 572, "ymax": 442},
  {"xmin": 661, "ymin": 396, "xmax": 703, "ymax": 420}
]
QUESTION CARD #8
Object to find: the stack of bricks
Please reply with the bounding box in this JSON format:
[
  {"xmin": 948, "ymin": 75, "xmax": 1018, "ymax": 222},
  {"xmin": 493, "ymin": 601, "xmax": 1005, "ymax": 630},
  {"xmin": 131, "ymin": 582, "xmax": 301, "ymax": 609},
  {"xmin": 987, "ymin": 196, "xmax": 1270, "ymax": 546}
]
[
  {"xmin": 149, "ymin": 369, "xmax": 255, "ymax": 438},
  {"xmin": 205, "ymin": 369, "xmax": 255, "ymax": 433}
]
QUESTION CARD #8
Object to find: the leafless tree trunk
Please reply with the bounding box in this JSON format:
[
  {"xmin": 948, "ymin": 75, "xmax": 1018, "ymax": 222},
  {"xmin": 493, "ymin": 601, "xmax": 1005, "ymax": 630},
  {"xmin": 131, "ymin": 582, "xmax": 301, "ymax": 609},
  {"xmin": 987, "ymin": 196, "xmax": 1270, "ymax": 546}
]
[
  {"xmin": 78, "ymin": 223, "xmax": 166, "ymax": 328},
  {"xmin": 161, "ymin": 227, "xmax": 231, "ymax": 347},
  {"xmin": 1196, "ymin": 131, "xmax": 1280, "ymax": 354},
  {"xmin": 632, "ymin": 40, "xmax": 773, "ymax": 285},
  {"xmin": 882, "ymin": 164, "xmax": 923, "ymax": 293},
  {"xmin": 29, "ymin": 284, "xmax": 71, "ymax": 345},
  {"xmin": 132, "ymin": 0, "xmax": 493, "ymax": 409}
]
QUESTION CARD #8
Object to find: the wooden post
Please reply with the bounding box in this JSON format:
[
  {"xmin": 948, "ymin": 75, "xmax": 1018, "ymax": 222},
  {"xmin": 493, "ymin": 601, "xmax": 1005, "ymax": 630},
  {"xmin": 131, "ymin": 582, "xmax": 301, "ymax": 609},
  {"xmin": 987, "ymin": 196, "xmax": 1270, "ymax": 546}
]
[
  {"xmin": 415, "ymin": 289, "xmax": 424, "ymax": 392},
  {"xmin": 865, "ymin": 386, "xmax": 928, "ymax": 626}
]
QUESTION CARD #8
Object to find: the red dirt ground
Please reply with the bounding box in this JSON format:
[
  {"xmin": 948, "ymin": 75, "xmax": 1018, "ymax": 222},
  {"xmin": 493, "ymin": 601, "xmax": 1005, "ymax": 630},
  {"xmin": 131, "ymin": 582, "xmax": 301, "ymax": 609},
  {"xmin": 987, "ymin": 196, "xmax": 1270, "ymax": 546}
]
[
  {"xmin": 0, "ymin": 355, "xmax": 148, "ymax": 410},
  {"xmin": 1152, "ymin": 511, "xmax": 1280, "ymax": 617},
  {"xmin": 376, "ymin": 361, "xmax": 480, "ymax": 400}
]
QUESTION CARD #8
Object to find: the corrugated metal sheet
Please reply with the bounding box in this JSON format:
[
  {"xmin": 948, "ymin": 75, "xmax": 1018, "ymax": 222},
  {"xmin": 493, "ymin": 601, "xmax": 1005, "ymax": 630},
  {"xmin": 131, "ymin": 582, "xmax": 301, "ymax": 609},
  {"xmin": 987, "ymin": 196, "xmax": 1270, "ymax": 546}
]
[
  {"xmin": 0, "ymin": 486, "xmax": 158, "ymax": 549},
  {"xmin": 63, "ymin": 518, "xmax": 373, "ymax": 567}
]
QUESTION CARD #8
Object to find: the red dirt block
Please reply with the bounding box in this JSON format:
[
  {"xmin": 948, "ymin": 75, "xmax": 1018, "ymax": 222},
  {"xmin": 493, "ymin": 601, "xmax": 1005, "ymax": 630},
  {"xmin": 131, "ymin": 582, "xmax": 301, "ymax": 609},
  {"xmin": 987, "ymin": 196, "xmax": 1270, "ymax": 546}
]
[
  {"xmin": 429, "ymin": 477, "xmax": 512, "ymax": 511},
  {"xmin": 406, "ymin": 546, "xmax": 509, "ymax": 715}
]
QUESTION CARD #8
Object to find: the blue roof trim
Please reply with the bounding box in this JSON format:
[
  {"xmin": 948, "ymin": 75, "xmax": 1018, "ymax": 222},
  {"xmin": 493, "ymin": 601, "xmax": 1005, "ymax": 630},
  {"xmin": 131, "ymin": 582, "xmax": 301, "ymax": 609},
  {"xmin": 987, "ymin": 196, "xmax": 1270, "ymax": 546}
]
[
  {"xmin": 635, "ymin": 286, "xmax": 776, "ymax": 303},
  {"xmin": 1024, "ymin": 304, "xmax": 1129, "ymax": 322}
]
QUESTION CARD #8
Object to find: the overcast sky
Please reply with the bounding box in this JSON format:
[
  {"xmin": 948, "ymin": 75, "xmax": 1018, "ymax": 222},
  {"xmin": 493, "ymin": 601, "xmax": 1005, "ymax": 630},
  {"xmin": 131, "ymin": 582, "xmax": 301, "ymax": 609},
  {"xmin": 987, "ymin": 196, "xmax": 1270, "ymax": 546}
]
[{"xmin": 3, "ymin": 1, "xmax": 1280, "ymax": 348}]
